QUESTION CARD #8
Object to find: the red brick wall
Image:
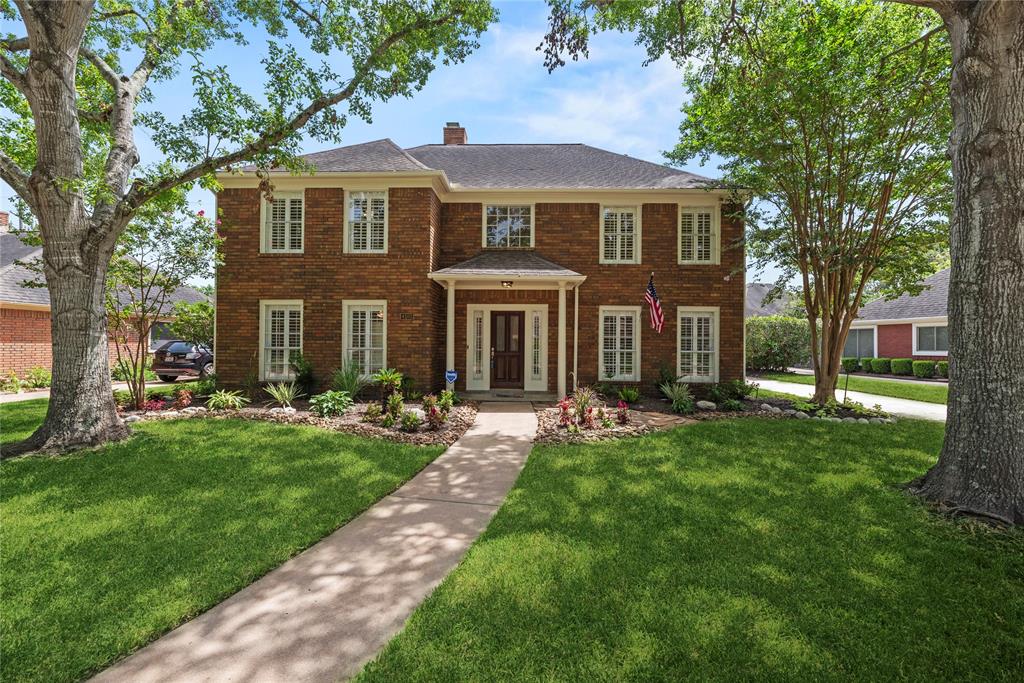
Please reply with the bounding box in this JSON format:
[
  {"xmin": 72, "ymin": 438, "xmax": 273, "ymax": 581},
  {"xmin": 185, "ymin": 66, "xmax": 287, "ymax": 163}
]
[
  {"xmin": 1, "ymin": 307, "xmax": 138, "ymax": 376},
  {"xmin": 875, "ymin": 322, "xmax": 947, "ymax": 360},
  {"xmin": 215, "ymin": 187, "xmax": 447, "ymax": 393},
  {"xmin": 216, "ymin": 192, "xmax": 745, "ymax": 395}
]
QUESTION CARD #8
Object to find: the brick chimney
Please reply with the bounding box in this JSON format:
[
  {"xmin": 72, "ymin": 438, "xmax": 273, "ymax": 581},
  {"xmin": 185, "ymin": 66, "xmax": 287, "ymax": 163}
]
[
  {"xmin": 443, "ymin": 121, "xmax": 467, "ymax": 145},
  {"xmin": 0, "ymin": 210, "xmax": 8, "ymax": 233}
]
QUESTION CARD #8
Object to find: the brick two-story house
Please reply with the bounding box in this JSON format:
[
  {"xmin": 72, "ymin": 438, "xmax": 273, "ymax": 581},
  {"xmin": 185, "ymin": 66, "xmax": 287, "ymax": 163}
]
[{"xmin": 214, "ymin": 123, "xmax": 745, "ymax": 397}]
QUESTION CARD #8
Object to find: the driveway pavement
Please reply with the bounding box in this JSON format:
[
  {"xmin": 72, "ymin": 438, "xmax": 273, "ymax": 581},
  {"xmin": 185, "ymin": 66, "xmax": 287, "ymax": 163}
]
[
  {"xmin": 91, "ymin": 402, "xmax": 538, "ymax": 683},
  {"xmin": 756, "ymin": 378, "xmax": 947, "ymax": 422}
]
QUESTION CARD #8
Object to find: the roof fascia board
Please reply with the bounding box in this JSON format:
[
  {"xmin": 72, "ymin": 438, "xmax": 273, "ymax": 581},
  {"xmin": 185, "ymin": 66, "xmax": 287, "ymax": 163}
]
[{"xmin": 852, "ymin": 315, "xmax": 948, "ymax": 326}]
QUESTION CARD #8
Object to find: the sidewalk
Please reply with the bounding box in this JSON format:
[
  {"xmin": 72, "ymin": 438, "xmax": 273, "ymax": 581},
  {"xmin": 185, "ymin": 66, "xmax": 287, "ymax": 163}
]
[
  {"xmin": 787, "ymin": 367, "xmax": 949, "ymax": 387},
  {"xmin": 1, "ymin": 381, "xmax": 183, "ymax": 404},
  {"xmin": 756, "ymin": 378, "xmax": 947, "ymax": 422},
  {"xmin": 91, "ymin": 402, "xmax": 538, "ymax": 683}
]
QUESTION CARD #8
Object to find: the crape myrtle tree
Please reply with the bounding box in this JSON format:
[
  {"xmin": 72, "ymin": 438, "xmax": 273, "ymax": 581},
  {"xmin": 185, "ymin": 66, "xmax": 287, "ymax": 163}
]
[
  {"xmin": 0, "ymin": 0, "xmax": 495, "ymax": 454},
  {"xmin": 107, "ymin": 190, "xmax": 218, "ymax": 410},
  {"xmin": 542, "ymin": 0, "xmax": 1023, "ymax": 524}
]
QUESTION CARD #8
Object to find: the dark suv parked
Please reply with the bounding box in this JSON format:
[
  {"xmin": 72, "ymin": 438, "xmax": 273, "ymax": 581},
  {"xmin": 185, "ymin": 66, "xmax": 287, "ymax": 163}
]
[{"xmin": 152, "ymin": 340, "xmax": 214, "ymax": 382}]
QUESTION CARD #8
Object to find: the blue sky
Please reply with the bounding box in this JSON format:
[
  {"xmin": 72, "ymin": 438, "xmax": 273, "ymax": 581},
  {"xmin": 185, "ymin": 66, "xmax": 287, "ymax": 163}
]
[{"xmin": 1, "ymin": 1, "xmax": 779, "ymax": 282}]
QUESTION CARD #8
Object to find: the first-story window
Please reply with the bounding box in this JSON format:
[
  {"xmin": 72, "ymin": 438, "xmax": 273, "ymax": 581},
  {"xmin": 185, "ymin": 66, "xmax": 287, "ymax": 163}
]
[
  {"xmin": 261, "ymin": 301, "xmax": 302, "ymax": 380},
  {"xmin": 843, "ymin": 328, "xmax": 875, "ymax": 358},
  {"xmin": 601, "ymin": 207, "xmax": 639, "ymax": 264},
  {"xmin": 344, "ymin": 301, "xmax": 387, "ymax": 376},
  {"xmin": 347, "ymin": 190, "xmax": 387, "ymax": 253},
  {"xmin": 679, "ymin": 207, "xmax": 717, "ymax": 264},
  {"xmin": 599, "ymin": 307, "xmax": 640, "ymax": 382},
  {"xmin": 485, "ymin": 205, "xmax": 532, "ymax": 248},
  {"xmin": 677, "ymin": 307, "xmax": 718, "ymax": 382},
  {"xmin": 915, "ymin": 324, "xmax": 948, "ymax": 354},
  {"xmin": 262, "ymin": 192, "xmax": 304, "ymax": 253}
]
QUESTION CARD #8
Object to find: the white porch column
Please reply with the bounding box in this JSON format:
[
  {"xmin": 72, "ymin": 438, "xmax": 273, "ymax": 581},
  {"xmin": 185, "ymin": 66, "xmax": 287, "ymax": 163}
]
[
  {"xmin": 557, "ymin": 281, "xmax": 567, "ymax": 397},
  {"xmin": 446, "ymin": 280, "xmax": 456, "ymax": 392}
]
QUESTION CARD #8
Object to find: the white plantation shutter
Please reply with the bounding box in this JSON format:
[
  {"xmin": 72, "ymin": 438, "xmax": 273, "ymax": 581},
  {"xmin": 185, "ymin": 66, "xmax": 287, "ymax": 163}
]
[
  {"xmin": 348, "ymin": 191, "xmax": 387, "ymax": 252},
  {"xmin": 263, "ymin": 303, "xmax": 302, "ymax": 380},
  {"xmin": 677, "ymin": 308, "xmax": 718, "ymax": 382},
  {"xmin": 679, "ymin": 208, "xmax": 715, "ymax": 263},
  {"xmin": 602, "ymin": 208, "xmax": 637, "ymax": 263},
  {"xmin": 264, "ymin": 194, "xmax": 303, "ymax": 252},
  {"xmin": 599, "ymin": 308, "xmax": 639, "ymax": 381},
  {"xmin": 345, "ymin": 303, "xmax": 386, "ymax": 375}
]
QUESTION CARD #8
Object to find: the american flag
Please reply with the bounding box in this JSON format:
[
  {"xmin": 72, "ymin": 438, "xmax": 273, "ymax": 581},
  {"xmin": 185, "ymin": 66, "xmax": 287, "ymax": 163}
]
[{"xmin": 644, "ymin": 274, "xmax": 665, "ymax": 333}]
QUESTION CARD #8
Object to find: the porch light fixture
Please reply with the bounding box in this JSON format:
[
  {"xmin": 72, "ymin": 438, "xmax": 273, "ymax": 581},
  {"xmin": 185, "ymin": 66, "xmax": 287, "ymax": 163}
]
[{"xmin": 501, "ymin": 280, "xmax": 513, "ymax": 288}]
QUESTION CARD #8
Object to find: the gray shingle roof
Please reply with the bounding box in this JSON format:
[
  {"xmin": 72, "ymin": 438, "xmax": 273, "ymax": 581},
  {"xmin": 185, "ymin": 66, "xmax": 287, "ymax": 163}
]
[
  {"xmin": 405, "ymin": 144, "xmax": 719, "ymax": 190},
  {"xmin": 857, "ymin": 269, "xmax": 949, "ymax": 321},
  {"xmin": 746, "ymin": 283, "xmax": 793, "ymax": 318},
  {"xmin": 0, "ymin": 233, "xmax": 208, "ymax": 310},
  {"xmin": 242, "ymin": 139, "xmax": 431, "ymax": 173},
  {"xmin": 432, "ymin": 251, "xmax": 582, "ymax": 279}
]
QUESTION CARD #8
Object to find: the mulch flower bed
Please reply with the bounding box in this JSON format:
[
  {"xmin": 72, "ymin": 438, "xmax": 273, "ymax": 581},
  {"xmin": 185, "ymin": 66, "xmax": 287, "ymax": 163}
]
[{"xmin": 123, "ymin": 401, "xmax": 479, "ymax": 447}]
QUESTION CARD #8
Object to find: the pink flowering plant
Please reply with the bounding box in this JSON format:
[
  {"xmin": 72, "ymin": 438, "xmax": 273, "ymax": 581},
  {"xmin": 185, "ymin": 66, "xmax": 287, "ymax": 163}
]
[{"xmin": 616, "ymin": 400, "xmax": 630, "ymax": 425}]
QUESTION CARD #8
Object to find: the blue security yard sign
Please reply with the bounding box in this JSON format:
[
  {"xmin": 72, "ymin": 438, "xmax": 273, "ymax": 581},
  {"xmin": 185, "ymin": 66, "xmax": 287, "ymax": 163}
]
[{"xmin": 445, "ymin": 369, "xmax": 458, "ymax": 385}]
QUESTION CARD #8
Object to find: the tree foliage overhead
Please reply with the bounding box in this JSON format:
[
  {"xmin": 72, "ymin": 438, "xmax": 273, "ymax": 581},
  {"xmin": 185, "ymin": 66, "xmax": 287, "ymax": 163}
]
[{"xmin": 0, "ymin": 0, "xmax": 496, "ymax": 213}]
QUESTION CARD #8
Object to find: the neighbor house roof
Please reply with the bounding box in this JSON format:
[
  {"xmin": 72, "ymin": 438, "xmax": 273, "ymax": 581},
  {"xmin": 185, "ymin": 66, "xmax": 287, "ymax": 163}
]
[
  {"xmin": 745, "ymin": 283, "xmax": 794, "ymax": 318},
  {"xmin": 239, "ymin": 140, "xmax": 725, "ymax": 191},
  {"xmin": 0, "ymin": 232, "xmax": 208, "ymax": 310},
  {"xmin": 856, "ymin": 268, "xmax": 949, "ymax": 321},
  {"xmin": 431, "ymin": 251, "xmax": 583, "ymax": 280}
]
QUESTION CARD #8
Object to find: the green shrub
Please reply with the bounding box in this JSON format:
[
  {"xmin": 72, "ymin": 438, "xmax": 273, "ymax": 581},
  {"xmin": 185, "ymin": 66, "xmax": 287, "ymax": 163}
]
[
  {"xmin": 331, "ymin": 362, "xmax": 370, "ymax": 398},
  {"xmin": 309, "ymin": 390, "xmax": 353, "ymax": 417},
  {"xmin": 745, "ymin": 315, "xmax": 812, "ymax": 371},
  {"xmin": 113, "ymin": 358, "xmax": 157, "ymax": 382},
  {"xmin": 362, "ymin": 402, "xmax": 382, "ymax": 422},
  {"xmin": 870, "ymin": 358, "xmax": 891, "ymax": 374},
  {"xmin": 891, "ymin": 358, "xmax": 913, "ymax": 376},
  {"xmin": 709, "ymin": 379, "xmax": 756, "ymax": 403},
  {"xmin": 386, "ymin": 391, "xmax": 405, "ymax": 418},
  {"xmin": 380, "ymin": 412, "xmax": 396, "ymax": 428},
  {"xmin": 372, "ymin": 368, "xmax": 403, "ymax": 401},
  {"xmin": 206, "ymin": 390, "xmax": 249, "ymax": 410},
  {"xmin": 400, "ymin": 376, "xmax": 422, "ymax": 401},
  {"xmin": 289, "ymin": 353, "xmax": 316, "ymax": 396},
  {"xmin": 438, "ymin": 390, "xmax": 457, "ymax": 412},
  {"xmin": 912, "ymin": 360, "xmax": 937, "ymax": 379},
  {"xmin": 841, "ymin": 357, "xmax": 860, "ymax": 373},
  {"xmin": 593, "ymin": 382, "xmax": 616, "ymax": 398},
  {"xmin": 264, "ymin": 381, "xmax": 303, "ymax": 408},
  {"xmin": 720, "ymin": 398, "xmax": 745, "ymax": 412},
  {"xmin": 400, "ymin": 410, "xmax": 422, "ymax": 432},
  {"xmin": 617, "ymin": 387, "xmax": 640, "ymax": 404},
  {"xmin": 2, "ymin": 370, "xmax": 22, "ymax": 393},
  {"xmin": 194, "ymin": 373, "xmax": 217, "ymax": 396},
  {"xmin": 937, "ymin": 361, "xmax": 949, "ymax": 378},
  {"xmin": 659, "ymin": 382, "xmax": 694, "ymax": 414},
  {"xmin": 23, "ymin": 366, "xmax": 51, "ymax": 388}
]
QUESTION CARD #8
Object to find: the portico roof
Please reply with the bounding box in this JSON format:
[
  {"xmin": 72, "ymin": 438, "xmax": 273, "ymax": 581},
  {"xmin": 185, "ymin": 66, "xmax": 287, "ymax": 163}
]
[{"xmin": 429, "ymin": 251, "xmax": 584, "ymax": 283}]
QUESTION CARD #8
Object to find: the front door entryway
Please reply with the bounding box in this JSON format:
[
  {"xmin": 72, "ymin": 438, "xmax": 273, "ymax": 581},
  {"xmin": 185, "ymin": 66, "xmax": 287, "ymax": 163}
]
[{"xmin": 491, "ymin": 311, "xmax": 524, "ymax": 389}]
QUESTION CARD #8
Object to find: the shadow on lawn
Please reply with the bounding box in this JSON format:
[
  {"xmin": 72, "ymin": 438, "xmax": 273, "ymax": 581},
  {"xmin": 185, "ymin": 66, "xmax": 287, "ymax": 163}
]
[{"xmin": 360, "ymin": 419, "xmax": 1024, "ymax": 682}]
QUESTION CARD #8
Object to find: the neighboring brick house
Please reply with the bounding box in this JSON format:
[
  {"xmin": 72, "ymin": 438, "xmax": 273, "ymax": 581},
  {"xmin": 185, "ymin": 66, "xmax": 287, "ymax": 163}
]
[
  {"xmin": 214, "ymin": 123, "xmax": 746, "ymax": 397},
  {"xmin": 0, "ymin": 216, "xmax": 208, "ymax": 376},
  {"xmin": 845, "ymin": 268, "xmax": 949, "ymax": 361}
]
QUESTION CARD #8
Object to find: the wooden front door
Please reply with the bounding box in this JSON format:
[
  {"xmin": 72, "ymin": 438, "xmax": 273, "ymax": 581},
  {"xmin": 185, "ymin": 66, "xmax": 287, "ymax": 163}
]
[{"xmin": 491, "ymin": 311, "xmax": 524, "ymax": 389}]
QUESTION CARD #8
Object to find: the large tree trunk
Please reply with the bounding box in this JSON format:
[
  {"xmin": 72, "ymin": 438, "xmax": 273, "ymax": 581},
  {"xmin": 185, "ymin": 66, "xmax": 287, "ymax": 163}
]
[
  {"xmin": 910, "ymin": 2, "xmax": 1024, "ymax": 525},
  {"xmin": 3, "ymin": 0, "xmax": 129, "ymax": 456}
]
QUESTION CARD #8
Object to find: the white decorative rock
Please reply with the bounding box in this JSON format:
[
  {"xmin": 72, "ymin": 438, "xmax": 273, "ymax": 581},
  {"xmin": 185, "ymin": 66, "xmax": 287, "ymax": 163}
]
[
  {"xmin": 842, "ymin": 417, "xmax": 857, "ymax": 423},
  {"xmin": 869, "ymin": 418, "xmax": 883, "ymax": 424},
  {"xmin": 696, "ymin": 400, "xmax": 717, "ymax": 411},
  {"xmin": 269, "ymin": 406, "xmax": 297, "ymax": 415},
  {"xmin": 828, "ymin": 417, "xmax": 843, "ymax": 423},
  {"xmin": 760, "ymin": 403, "xmax": 773, "ymax": 411},
  {"xmin": 124, "ymin": 414, "xmax": 142, "ymax": 424},
  {"xmin": 783, "ymin": 409, "xmax": 796, "ymax": 416},
  {"xmin": 161, "ymin": 411, "xmax": 181, "ymax": 418},
  {"xmin": 770, "ymin": 406, "xmax": 783, "ymax": 413},
  {"xmin": 794, "ymin": 411, "xmax": 810, "ymax": 419},
  {"xmin": 857, "ymin": 418, "xmax": 870, "ymax": 424}
]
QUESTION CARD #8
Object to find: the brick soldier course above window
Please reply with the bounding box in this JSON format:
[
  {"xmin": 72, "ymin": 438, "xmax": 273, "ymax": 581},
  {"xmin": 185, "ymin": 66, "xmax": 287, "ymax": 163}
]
[{"xmin": 215, "ymin": 123, "xmax": 746, "ymax": 396}]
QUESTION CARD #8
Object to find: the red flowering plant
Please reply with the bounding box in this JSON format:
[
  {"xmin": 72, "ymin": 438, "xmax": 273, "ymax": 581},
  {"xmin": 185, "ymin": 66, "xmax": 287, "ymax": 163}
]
[
  {"xmin": 616, "ymin": 400, "xmax": 630, "ymax": 425},
  {"xmin": 143, "ymin": 398, "xmax": 167, "ymax": 411},
  {"xmin": 172, "ymin": 389, "xmax": 193, "ymax": 409},
  {"xmin": 583, "ymin": 406, "xmax": 596, "ymax": 429},
  {"xmin": 557, "ymin": 397, "xmax": 574, "ymax": 426}
]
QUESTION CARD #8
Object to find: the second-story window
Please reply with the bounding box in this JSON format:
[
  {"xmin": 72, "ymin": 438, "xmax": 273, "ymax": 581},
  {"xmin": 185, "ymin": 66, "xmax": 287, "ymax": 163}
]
[
  {"xmin": 485, "ymin": 205, "xmax": 532, "ymax": 248},
  {"xmin": 678, "ymin": 206, "xmax": 718, "ymax": 264},
  {"xmin": 347, "ymin": 191, "xmax": 388, "ymax": 253},
  {"xmin": 262, "ymin": 192, "xmax": 304, "ymax": 253},
  {"xmin": 601, "ymin": 206, "xmax": 639, "ymax": 264}
]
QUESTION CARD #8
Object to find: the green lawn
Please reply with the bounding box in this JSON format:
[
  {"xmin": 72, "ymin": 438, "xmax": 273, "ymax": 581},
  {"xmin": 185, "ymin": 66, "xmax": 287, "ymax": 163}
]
[
  {"xmin": 359, "ymin": 419, "xmax": 1023, "ymax": 682},
  {"xmin": 1, "ymin": 401, "xmax": 443, "ymax": 683},
  {"xmin": 759, "ymin": 372, "xmax": 949, "ymax": 404}
]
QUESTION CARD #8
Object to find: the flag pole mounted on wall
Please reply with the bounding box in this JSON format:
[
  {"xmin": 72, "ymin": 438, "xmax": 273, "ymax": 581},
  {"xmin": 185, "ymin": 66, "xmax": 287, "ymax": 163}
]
[{"xmin": 645, "ymin": 272, "xmax": 665, "ymax": 334}]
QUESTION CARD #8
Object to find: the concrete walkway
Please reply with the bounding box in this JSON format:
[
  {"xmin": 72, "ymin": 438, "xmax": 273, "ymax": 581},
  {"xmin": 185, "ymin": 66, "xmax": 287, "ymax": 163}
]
[
  {"xmin": 91, "ymin": 402, "xmax": 538, "ymax": 683},
  {"xmin": 787, "ymin": 367, "xmax": 949, "ymax": 386},
  {"xmin": 756, "ymin": 378, "xmax": 947, "ymax": 422},
  {"xmin": 1, "ymin": 381, "xmax": 168, "ymax": 404}
]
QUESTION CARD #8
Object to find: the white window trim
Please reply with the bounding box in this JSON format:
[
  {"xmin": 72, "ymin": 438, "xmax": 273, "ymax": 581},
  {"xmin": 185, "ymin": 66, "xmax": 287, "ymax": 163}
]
[
  {"xmin": 599, "ymin": 205, "xmax": 642, "ymax": 265},
  {"xmin": 259, "ymin": 299, "xmax": 303, "ymax": 381},
  {"xmin": 677, "ymin": 306, "xmax": 719, "ymax": 383},
  {"xmin": 465, "ymin": 304, "xmax": 548, "ymax": 392},
  {"xmin": 677, "ymin": 205, "xmax": 720, "ymax": 265},
  {"xmin": 342, "ymin": 300, "xmax": 388, "ymax": 378},
  {"xmin": 481, "ymin": 203, "xmax": 536, "ymax": 249},
  {"xmin": 344, "ymin": 189, "xmax": 389, "ymax": 254},
  {"xmin": 259, "ymin": 190, "xmax": 305, "ymax": 254},
  {"xmin": 847, "ymin": 325, "xmax": 878, "ymax": 359},
  {"xmin": 912, "ymin": 322, "xmax": 949, "ymax": 357},
  {"xmin": 598, "ymin": 305, "xmax": 642, "ymax": 383}
]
